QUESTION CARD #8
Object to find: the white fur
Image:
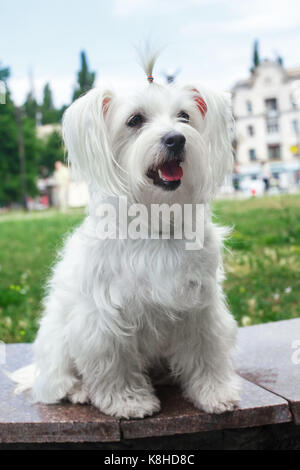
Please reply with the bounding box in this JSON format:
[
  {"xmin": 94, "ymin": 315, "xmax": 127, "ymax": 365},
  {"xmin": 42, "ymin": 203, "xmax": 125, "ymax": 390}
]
[{"xmin": 11, "ymin": 75, "xmax": 240, "ymax": 418}]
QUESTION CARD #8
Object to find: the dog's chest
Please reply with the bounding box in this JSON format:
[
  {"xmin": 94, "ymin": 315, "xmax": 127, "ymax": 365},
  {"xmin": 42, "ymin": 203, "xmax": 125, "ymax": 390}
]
[{"xmin": 110, "ymin": 238, "xmax": 216, "ymax": 312}]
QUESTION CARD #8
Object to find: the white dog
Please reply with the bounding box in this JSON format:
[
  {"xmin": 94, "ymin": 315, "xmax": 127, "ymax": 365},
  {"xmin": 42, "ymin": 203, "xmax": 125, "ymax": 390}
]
[{"xmin": 12, "ymin": 53, "xmax": 240, "ymax": 418}]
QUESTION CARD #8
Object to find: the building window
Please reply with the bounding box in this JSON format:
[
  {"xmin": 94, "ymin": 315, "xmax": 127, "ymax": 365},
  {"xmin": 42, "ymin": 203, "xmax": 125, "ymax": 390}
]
[
  {"xmin": 247, "ymin": 125, "xmax": 254, "ymax": 136},
  {"xmin": 290, "ymin": 94, "xmax": 297, "ymax": 109},
  {"xmin": 249, "ymin": 149, "xmax": 256, "ymax": 161},
  {"xmin": 267, "ymin": 119, "xmax": 279, "ymax": 133},
  {"xmin": 265, "ymin": 98, "xmax": 278, "ymax": 112},
  {"xmin": 292, "ymin": 119, "xmax": 299, "ymax": 134},
  {"xmin": 246, "ymin": 101, "xmax": 252, "ymax": 114},
  {"xmin": 268, "ymin": 144, "xmax": 281, "ymax": 160}
]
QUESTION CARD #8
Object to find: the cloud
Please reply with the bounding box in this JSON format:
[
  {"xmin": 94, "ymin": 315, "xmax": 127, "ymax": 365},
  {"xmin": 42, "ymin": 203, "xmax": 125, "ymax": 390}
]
[
  {"xmin": 182, "ymin": 0, "xmax": 300, "ymax": 36},
  {"xmin": 113, "ymin": 0, "xmax": 149, "ymax": 16},
  {"xmin": 7, "ymin": 0, "xmax": 300, "ymax": 106},
  {"xmin": 8, "ymin": 74, "xmax": 148, "ymax": 107},
  {"xmin": 9, "ymin": 76, "xmax": 75, "ymax": 107},
  {"xmin": 113, "ymin": 0, "xmax": 150, "ymax": 16},
  {"xmin": 235, "ymin": 0, "xmax": 300, "ymax": 33},
  {"xmin": 113, "ymin": 0, "xmax": 211, "ymax": 17}
]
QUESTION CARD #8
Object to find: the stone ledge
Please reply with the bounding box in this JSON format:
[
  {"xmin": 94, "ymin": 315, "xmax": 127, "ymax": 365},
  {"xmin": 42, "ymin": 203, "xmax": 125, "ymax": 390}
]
[
  {"xmin": 121, "ymin": 378, "xmax": 290, "ymax": 440},
  {"xmin": 236, "ymin": 318, "xmax": 300, "ymax": 424},
  {"xmin": 2, "ymin": 423, "xmax": 300, "ymax": 450},
  {"xmin": 0, "ymin": 318, "xmax": 299, "ymax": 445}
]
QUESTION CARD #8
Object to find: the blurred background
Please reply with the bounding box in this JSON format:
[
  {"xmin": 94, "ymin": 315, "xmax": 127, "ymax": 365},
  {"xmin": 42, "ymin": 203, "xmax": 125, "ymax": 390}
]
[{"xmin": 1, "ymin": 0, "xmax": 300, "ymax": 343}]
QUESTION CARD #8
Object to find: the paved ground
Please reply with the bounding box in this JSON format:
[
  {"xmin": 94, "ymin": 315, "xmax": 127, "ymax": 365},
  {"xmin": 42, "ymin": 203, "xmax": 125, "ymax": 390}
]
[{"xmin": 0, "ymin": 318, "xmax": 299, "ymax": 449}]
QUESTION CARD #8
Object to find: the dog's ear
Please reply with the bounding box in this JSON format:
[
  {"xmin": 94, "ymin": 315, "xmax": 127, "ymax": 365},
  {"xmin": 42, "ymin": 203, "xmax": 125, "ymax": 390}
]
[
  {"xmin": 204, "ymin": 90, "xmax": 233, "ymax": 195},
  {"xmin": 190, "ymin": 88, "xmax": 207, "ymax": 119},
  {"xmin": 186, "ymin": 85, "xmax": 233, "ymax": 196},
  {"xmin": 62, "ymin": 87, "xmax": 124, "ymax": 195}
]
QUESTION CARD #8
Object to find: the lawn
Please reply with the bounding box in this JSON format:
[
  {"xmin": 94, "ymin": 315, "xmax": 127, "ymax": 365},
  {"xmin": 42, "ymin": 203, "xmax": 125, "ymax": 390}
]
[
  {"xmin": 0, "ymin": 195, "xmax": 300, "ymax": 343},
  {"xmin": 214, "ymin": 195, "xmax": 300, "ymax": 327},
  {"xmin": 0, "ymin": 210, "xmax": 84, "ymax": 343}
]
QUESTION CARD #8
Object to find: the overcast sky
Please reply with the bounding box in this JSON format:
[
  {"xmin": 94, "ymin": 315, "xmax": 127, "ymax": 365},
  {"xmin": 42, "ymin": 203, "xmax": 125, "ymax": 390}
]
[{"xmin": 2, "ymin": 0, "xmax": 300, "ymax": 106}]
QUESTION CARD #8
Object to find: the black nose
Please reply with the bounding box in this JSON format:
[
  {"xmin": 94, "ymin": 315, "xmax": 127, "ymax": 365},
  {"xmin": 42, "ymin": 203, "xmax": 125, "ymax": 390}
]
[{"xmin": 162, "ymin": 132, "xmax": 186, "ymax": 153}]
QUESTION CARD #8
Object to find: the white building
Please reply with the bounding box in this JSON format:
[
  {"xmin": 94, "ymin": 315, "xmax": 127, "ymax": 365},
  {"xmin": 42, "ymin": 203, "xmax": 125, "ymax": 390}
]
[
  {"xmin": 232, "ymin": 60, "xmax": 300, "ymax": 183},
  {"xmin": 36, "ymin": 123, "xmax": 61, "ymax": 139}
]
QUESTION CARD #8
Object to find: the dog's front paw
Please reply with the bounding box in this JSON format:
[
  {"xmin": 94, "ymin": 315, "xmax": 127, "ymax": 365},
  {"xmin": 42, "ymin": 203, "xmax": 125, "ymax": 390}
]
[
  {"xmin": 68, "ymin": 382, "xmax": 89, "ymax": 404},
  {"xmin": 187, "ymin": 377, "xmax": 240, "ymax": 414},
  {"xmin": 94, "ymin": 391, "xmax": 161, "ymax": 419}
]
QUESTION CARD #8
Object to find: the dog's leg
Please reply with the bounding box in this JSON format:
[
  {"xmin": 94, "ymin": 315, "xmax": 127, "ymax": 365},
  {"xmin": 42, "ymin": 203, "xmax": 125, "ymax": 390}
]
[
  {"xmin": 76, "ymin": 339, "xmax": 160, "ymax": 418},
  {"xmin": 33, "ymin": 299, "xmax": 79, "ymax": 404},
  {"xmin": 169, "ymin": 291, "xmax": 240, "ymax": 414},
  {"xmin": 68, "ymin": 308, "xmax": 161, "ymax": 419}
]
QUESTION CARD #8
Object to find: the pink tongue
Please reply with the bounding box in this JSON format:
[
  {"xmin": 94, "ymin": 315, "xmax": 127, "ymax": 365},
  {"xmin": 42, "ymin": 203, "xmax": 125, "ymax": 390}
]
[{"xmin": 160, "ymin": 161, "xmax": 183, "ymax": 181}]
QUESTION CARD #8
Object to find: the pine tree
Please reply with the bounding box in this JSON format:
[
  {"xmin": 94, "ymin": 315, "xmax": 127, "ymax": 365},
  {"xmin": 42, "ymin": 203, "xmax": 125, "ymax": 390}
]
[
  {"xmin": 41, "ymin": 83, "xmax": 59, "ymax": 124},
  {"xmin": 251, "ymin": 40, "xmax": 260, "ymax": 71},
  {"xmin": 72, "ymin": 51, "xmax": 96, "ymax": 101},
  {"xmin": 24, "ymin": 91, "xmax": 38, "ymax": 121}
]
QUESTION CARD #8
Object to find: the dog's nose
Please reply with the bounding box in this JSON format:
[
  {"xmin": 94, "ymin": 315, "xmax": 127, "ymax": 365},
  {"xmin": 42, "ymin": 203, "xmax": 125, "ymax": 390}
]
[{"xmin": 162, "ymin": 132, "xmax": 186, "ymax": 153}]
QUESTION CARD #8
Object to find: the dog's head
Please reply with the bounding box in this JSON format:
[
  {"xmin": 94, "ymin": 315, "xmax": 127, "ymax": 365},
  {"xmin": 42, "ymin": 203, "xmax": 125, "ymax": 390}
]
[{"xmin": 63, "ymin": 76, "xmax": 233, "ymax": 204}]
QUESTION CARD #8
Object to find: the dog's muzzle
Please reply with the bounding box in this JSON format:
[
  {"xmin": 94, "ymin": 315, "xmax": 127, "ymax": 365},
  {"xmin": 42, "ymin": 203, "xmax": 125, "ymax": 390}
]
[{"xmin": 147, "ymin": 131, "xmax": 186, "ymax": 191}]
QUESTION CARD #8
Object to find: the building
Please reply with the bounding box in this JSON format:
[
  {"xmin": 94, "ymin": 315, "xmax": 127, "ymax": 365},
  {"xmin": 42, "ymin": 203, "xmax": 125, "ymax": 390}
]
[
  {"xmin": 36, "ymin": 123, "xmax": 61, "ymax": 139},
  {"xmin": 232, "ymin": 59, "xmax": 300, "ymax": 184}
]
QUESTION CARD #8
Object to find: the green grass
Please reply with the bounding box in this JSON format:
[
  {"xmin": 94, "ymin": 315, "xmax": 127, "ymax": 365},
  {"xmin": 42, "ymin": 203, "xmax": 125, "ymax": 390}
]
[
  {"xmin": 0, "ymin": 195, "xmax": 300, "ymax": 343},
  {"xmin": 0, "ymin": 210, "xmax": 84, "ymax": 342},
  {"xmin": 214, "ymin": 195, "xmax": 300, "ymax": 327}
]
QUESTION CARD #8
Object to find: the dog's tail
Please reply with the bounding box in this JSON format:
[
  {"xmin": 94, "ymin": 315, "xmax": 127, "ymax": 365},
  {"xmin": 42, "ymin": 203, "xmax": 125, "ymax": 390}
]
[{"xmin": 5, "ymin": 364, "xmax": 36, "ymax": 394}]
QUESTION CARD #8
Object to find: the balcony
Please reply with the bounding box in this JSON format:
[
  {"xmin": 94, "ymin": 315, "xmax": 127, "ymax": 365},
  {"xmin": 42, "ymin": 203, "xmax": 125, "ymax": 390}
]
[{"xmin": 266, "ymin": 132, "xmax": 281, "ymax": 145}]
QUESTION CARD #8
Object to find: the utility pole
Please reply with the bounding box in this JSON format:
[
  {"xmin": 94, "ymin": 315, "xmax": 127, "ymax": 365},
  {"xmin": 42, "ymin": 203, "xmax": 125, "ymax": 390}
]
[{"xmin": 15, "ymin": 106, "xmax": 28, "ymax": 211}]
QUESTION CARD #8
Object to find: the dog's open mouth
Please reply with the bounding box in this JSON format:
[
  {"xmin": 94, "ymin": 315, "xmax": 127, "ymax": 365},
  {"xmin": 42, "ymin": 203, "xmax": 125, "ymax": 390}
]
[{"xmin": 147, "ymin": 160, "xmax": 183, "ymax": 191}]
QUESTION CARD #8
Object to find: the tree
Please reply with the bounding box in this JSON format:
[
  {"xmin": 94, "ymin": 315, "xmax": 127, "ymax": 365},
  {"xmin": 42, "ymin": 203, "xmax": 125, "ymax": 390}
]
[
  {"xmin": 0, "ymin": 63, "xmax": 9, "ymax": 82},
  {"xmin": 39, "ymin": 130, "xmax": 64, "ymax": 176},
  {"xmin": 24, "ymin": 91, "xmax": 38, "ymax": 121},
  {"xmin": 0, "ymin": 64, "xmax": 39, "ymax": 206},
  {"xmin": 250, "ymin": 40, "xmax": 260, "ymax": 73},
  {"xmin": 41, "ymin": 83, "xmax": 59, "ymax": 124},
  {"xmin": 72, "ymin": 51, "xmax": 96, "ymax": 101},
  {"xmin": 59, "ymin": 104, "xmax": 68, "ymax": 120}
]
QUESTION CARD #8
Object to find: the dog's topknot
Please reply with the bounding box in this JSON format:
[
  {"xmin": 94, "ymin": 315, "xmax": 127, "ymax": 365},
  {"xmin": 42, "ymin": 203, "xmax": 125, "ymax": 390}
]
[{"xmin": 137, "ymin": 43, "xmax": 160, "ymax": 84}]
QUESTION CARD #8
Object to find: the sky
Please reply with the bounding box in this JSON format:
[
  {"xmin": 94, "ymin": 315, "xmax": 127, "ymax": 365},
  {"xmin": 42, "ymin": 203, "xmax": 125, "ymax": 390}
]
[{"xmin": 1, "ymin": 0, "xmax": 300, "ymax": 107}]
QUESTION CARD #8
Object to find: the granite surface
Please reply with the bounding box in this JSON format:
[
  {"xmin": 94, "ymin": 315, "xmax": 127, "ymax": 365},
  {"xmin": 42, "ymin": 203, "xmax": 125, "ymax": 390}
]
[
  {"xmin": 236, "ymin": 318, "xmax": 300, "ymax": 424},
  {"xmin": 0, "ymin": 344, "xmax": 120, "ymax": 443},
  {"xmin": 121, "ymin": 378, "xmax": 290, "ymax": 439},
  {"xmin": 0, "ymin": 319, "xmax": 299, "ymax": 444}
]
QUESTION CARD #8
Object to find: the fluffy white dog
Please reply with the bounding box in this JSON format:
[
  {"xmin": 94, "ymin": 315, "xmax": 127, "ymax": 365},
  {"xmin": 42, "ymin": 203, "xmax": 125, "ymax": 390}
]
[{"xmin": 13, "ymin": 54, "xmax": 240, "ymax": 418}]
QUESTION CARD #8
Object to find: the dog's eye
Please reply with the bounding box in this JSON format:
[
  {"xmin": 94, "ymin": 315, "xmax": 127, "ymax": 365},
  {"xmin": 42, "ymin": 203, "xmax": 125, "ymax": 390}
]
[
  {"xmin": 127, "ymin": 114, "xmax": 145, "ymax": 128},
  {"xmin": 177, "ymin": 111, "xmax": 189, "ymax": 122}
]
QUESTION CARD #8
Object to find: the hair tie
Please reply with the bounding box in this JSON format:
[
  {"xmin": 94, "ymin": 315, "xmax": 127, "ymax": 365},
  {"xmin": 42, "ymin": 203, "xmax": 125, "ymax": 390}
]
[{"xmin": 147, "ymin": 75, "xmax": 154, "ymax": 83}]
